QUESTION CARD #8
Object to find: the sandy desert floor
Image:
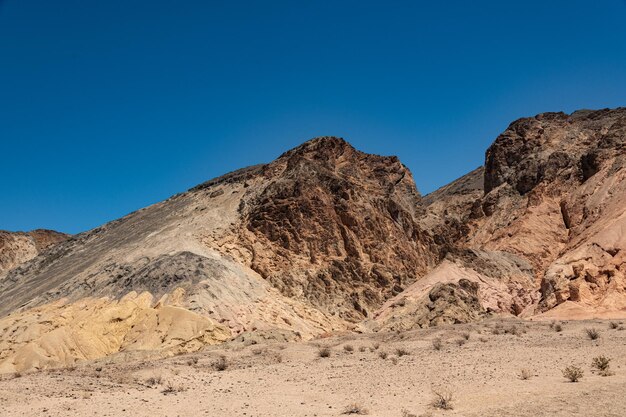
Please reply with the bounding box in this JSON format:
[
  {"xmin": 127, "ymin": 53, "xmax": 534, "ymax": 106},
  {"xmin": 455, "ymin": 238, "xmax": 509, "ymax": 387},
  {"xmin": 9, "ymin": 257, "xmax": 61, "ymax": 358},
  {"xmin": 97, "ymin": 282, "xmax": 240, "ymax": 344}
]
[{"xmin": 1, "ymin": 318, "xmax": 625, "ymax": 417}]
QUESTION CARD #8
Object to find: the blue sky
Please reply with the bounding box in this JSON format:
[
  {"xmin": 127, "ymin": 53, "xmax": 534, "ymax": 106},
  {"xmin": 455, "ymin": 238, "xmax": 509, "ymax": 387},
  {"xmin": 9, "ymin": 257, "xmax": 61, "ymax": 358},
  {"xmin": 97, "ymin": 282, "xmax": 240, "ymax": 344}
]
[{"xmin": 1, "ymin": 1, "xmax": 625, "ymax": 234}]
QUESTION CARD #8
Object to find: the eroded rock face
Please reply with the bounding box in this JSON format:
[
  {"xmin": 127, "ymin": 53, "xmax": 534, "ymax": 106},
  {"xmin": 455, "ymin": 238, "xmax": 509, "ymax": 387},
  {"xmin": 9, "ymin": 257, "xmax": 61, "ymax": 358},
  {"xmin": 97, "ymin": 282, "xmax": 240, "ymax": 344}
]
[
  {"xmin": 421, "ymin": 107, "xmax": 626, "ymax": 318},
  {"xmin": 0, "ymin": 289, "xmax": 230, "ymax": 374},
  {"xmin": 0, "ymin": 230, "xmax": 68, "ymax": 277},
  {"xmin": 236, "ymin": 137, "xmax": 440, "ymax": 320},
  {"xmin": 371, "ymin": 249, "xmax": 537, "ymax": 330}
]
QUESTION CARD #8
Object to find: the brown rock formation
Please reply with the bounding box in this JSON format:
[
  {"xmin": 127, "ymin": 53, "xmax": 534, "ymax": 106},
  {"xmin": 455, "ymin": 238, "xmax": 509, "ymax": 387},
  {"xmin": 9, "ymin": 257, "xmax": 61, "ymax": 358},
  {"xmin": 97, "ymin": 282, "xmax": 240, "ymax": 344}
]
[
  {"xmin": 417, "ymin": 107, "xmax": 626, "ymax": 320},
  {"xmin": 0, "ymin": 229, "xmax": 68, "ymax": 277},
  {"xmin": 234, "ymin": 137, "xmax": 439, "ymax": 320}
]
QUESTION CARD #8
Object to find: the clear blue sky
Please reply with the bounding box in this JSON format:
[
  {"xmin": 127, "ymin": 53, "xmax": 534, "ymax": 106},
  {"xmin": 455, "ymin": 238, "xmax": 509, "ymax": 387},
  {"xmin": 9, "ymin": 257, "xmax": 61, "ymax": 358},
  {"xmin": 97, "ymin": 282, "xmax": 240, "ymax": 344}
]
[{"xmin": 1, "ymin": 1, "xmax": 625, "ymax": 234}]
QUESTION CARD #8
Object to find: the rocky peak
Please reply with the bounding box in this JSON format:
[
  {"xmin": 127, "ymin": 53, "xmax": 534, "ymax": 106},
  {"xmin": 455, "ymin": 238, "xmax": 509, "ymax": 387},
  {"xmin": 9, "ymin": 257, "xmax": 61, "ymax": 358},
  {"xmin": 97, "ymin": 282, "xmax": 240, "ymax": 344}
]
[
  {"xmin": 234, "ymin": 137, "xmax": 438, "ymax": 320},
  {"xmin": 484, "ymin": 108, "xmax": 626, "ymax": 195}
]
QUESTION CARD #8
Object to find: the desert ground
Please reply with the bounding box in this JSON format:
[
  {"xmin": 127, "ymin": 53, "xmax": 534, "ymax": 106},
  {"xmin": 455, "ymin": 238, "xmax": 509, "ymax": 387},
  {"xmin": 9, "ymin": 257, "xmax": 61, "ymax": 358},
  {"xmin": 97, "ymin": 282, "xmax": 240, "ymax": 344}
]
[{"xmin": 1, "ymin": 318, "xmax": 624, "ymax": 417}]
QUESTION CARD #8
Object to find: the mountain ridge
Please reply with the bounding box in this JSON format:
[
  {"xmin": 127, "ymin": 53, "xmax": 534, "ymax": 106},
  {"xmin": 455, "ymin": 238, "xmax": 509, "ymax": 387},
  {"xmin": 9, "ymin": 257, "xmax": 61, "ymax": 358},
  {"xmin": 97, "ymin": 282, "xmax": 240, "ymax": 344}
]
[{"xmin": 1, "ymin": 108, "xmax": 625, "ymax": 373}]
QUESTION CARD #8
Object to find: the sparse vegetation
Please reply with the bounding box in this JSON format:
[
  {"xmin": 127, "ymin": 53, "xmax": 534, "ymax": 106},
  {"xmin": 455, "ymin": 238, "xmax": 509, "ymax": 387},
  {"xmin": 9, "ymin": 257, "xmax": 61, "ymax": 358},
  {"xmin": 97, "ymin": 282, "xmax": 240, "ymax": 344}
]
[
  {"xmin": 213, "ymin": 355, "xmax": 228, "ymax": 371},
  {"xmin": 592, "ymin": 355, "xmax": 613, "ymax": 376},
  {"xmin": 344, "ymin": 344, "xmax": 354, "ymax": 353},
  {"xmin": 592, "ymin": 355, "xmax": 611, "ymax": 371},
  {"xmin": 145, "ymin": 374, "xmax": 163, "ymax": 386},
  {"xmin": 390, "ymin": 357, "xmax": 399, "ymax": 365},
  {"xmin": 186, "ymin": 356, "xmax": 199, "ymax": 365},
  {"xmin": 252, "ymin": 347, "xmax": 266, "ymax": 355},
  {"xmin": 161, "ymin": 381, "xmax": 186, "ymax": 395},
  {"xmin": 504, "ymin": 325, "xmax": 520, "ymax": 336},
  {"xmin": 341, "ymin": 403, "xmax": 368, "ymax": 415},
  {"xmin": 518, "ymin": 368, "xmax": 532, "ymax": 380},
  {"xmin": 585, "ymin": 328, "xmax": 600, "ymax": 340},
  {"xmin": 359, "ymin": 346, "xmax": 366, "ymax": 352},
  {"xmin": 372, "ymin": 342, "xmax": 380, "ymax": 350},
  {"xmin": 431, "ymin": 389, "xmax": 454, "ymax": 410},
  {"xmin": 554, "ymin": 323, "xmax": 563, "ymax": 332},
  {"xmin": 479, "ymin": 336, "xmax": 488, "ymax": 343},
  {"xmin": 461, "ymin": 332, "xmax": 470, "ymax": 340},
  {"xmin": 609, "ymin": 322, "xmax": 619, "ymax": 329},
  {"xmin": 395, "ymin": 347, "xmax": 410, "ymax": 357},
  {"xmin": 378, "ymin": 351, "xmax": 388, "ymax": 359},
  {"xmin": 562, "ymin": 365, "xmax": 584, "ymax": 382},
  {"xmin": 318, "ymin": 347, "xmax": 331, "ymax": 358},
  {"xmin": 401, "ymin": 408, "xmax": 417, "ymax": 417},
  {"xmin": 456, "ymin": 339, "xmax": 466, "ymax": 347},
  {"xmin": 432, "ymin": 338, "xmax": 443, "ymax": 350}
]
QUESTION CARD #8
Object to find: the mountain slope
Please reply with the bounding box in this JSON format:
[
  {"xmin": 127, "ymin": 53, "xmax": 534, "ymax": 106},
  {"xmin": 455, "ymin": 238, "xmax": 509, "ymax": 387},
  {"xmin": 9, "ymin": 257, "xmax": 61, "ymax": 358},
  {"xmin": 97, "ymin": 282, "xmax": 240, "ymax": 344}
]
[
  {"xmin": 0, "ymin": 230, "xmax": 68, "ymax": 277},
  {"xmin": 0, "ymin": 137, "xmax": 442, "ymax": 372},
  {"xmin": 1, "ymin": 108, "xmax": 625, "ymax": 373}
]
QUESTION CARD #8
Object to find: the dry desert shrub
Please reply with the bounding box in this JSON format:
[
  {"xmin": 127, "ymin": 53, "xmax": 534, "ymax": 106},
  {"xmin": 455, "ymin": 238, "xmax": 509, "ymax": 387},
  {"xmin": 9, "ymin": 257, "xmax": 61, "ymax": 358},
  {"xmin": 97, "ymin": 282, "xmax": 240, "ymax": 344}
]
[
  {"xmin": 318, "ymin": 347, "xmax": 331, "ymax": 358},
  {"xmin": 186, "ymin": 356, "xmax": 199, "ymax": 365},
  {"xmin": 145, "ymin": 374, "xmax": 162, "ymax": 386},
  {"xmin": 591, "ymin": 355, "xmax": 613, "ymax": 376},
  {"xmin": 562, "ymin": 365, "xmax": 584, "ymax": 382},
  {"xmin": 251, "ymin": 347, "xmax": 266, "ymax": 355},
  {"xmin": 401, "ymin": 408, "xmax": 417, "ymax": 417},
  {"xmin": 341, "ymin": 403, "xmax": 368, "ymax": 415},
  {"xmin": 585, "ymin": 328, "xmax": 600, "ymax": 340},
  {"xmin": 592, "ymin": 355, "xmax": 611, "ymax": 371},
  {"xmin": 461, "ymin": 332, "xmax": 470, "ymax": 340},
  {"xmin": 372, "ymin": 342, "xmax": 380, "ymax": 350},
  {"xmin": 344, "ymin": 344, "xmax": 354, "ymax": 353},
  {"xmin": 504, "ymin": 325, "xmax": 521, "ymax": 336},
  {"xmin": 431, "ymin": 389, "xmax": 454, "ymax": 410},
  {"xmin": 609, "ymin": 321, "xmax": 619, "ymax": 329},
  {"xmin": 554, "ymin": 323, "xmax": 563, "ymax": 332},
  {"xmin": 479, "ymin": 336, "xmax": 488, "ymax": 343},
  {"xmin": 432, "ymin": 338, "xmax": 443, "ymax": 351},
  {"xmin": 161, "ymin": 381, "xmax": 187, "ymax": 395},
  {"xmin": 518, "ymin": 368, "xmax": 532, "ymax": 380},
  {"xmin": 395, "ymin": 347, "xmax": 410, "ymax": 357},
  {"xmin": 358, "ymin": 346, "xmax": 367, "ymax": 352},
  {"xmin": 390, "ymin": 357, "xmax": 399, "ymax": 365},
  {"xmin": 213, "ymin": 355, "xmax": 228, "ymax": 371},
  {"xmin": 378, "ymin": 351, "xmax": 388, "ymax": 359},
  {"xmin": 455, "ymin": 339, "xmax": 466, "ymax": 347}
]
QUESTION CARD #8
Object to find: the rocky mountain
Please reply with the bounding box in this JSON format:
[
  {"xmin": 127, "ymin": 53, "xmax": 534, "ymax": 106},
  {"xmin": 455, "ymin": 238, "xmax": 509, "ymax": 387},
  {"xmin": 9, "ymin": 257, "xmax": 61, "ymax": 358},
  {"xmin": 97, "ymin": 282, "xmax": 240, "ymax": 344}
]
[
  {"xmin": 1, "ymin": 108, "xmax": 625, "ymax": 373},
  {"xmin": 0, "ymin": 137, "xmax": 443, "ymax": 373},
  {"xmin": 0, "ymin": 230, "xmax": 68, "ymax": 277},
  {"xmin": 378, "ymin": 108, "xmax": 626, "ymax": 331}
]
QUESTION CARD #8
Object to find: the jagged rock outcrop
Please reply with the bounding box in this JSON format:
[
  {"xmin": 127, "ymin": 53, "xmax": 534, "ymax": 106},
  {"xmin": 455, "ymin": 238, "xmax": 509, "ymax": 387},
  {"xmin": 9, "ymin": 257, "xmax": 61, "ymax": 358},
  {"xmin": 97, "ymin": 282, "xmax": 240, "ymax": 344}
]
[
  {"xmin": 417, "ymin": 108, "xmax": 626, "ymax": 319},
  {"xmin": 0, "ymin": 229, "xmax": 68, "ymax": 277},
  {"xmin": 234, "ymin": 137, "xmax": 440, "ymax": 320},
  {"xmin": 371, "ymin": 249, "xmax": 537, "ymax": 330}
]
